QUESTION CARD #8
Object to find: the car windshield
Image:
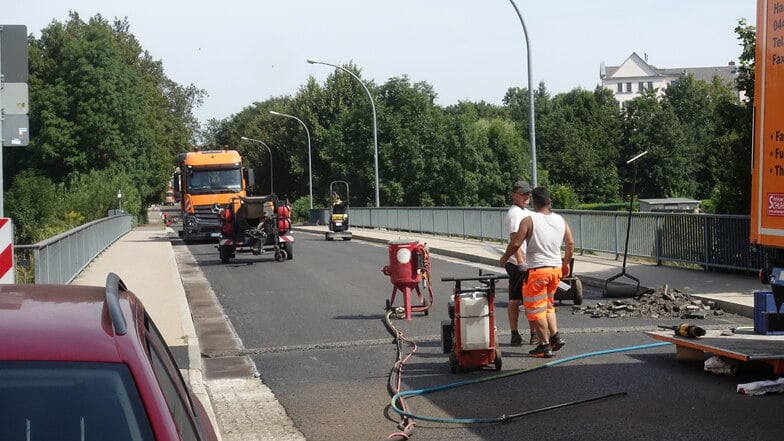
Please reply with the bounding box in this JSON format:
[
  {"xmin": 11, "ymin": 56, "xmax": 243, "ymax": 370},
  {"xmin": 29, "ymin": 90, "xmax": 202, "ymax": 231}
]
[
  {"xmin": 0, "ymin": 361, "xmax": 155, "ymax": 441},
  {"xmin": 187, "ymin": 168, "xmax": 242, "ymax": 193}
]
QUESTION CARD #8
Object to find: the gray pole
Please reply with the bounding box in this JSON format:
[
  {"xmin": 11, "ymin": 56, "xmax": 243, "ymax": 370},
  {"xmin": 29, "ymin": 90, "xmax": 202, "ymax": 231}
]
[
  {"xmin": 0, "ymin": 26, "xmax": 5, "ymax": 217},
  {"xmin": 240, "ymin": 136, "xmax": 274, "ymax": 194},
  {"xmin": 307, "ymin": 59, "xmax": 380, "ymax": 207},
  {"xmin": 269, "ymin": 111, "xmax": 312, "ymax": 208},
  {"xmin": 508, "ymin": 0, "xmax": 537, "ymax": 187}
]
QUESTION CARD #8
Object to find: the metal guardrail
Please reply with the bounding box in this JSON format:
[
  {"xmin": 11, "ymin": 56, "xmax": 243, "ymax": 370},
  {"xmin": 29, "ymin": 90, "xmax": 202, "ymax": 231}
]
[
  {"xmin": 340, "ymin": 207, "xmax": 765, "ymax": 272},
  {"xmin": 13, "ymin": 215, "xmax": 133, "ymax": 284},
  {"xmin": 12, "ymin": 206, "xmax": 764, "ymax": 285}
]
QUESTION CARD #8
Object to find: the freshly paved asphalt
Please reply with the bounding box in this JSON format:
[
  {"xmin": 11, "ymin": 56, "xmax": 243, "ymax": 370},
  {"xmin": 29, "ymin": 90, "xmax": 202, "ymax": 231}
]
[{"xmin": 72, "ymin": 211, "xmax": 766, "ymax": 440}]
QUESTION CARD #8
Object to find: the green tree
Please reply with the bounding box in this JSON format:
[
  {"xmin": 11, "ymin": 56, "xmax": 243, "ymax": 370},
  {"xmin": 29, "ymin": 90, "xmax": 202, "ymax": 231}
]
[
  {"xmin": 621, "ymin": 91, "xmax": 694, "ymax": 199},
  {"xmin": 378, "ymin": 76, "xmax": 451, "ymax": 206},
  {"xmin": 707, "ymin": 19, "xmax": 755, "ymax": 214},
  {"xmin": 536, "ymin": 87, "xmax": 622, "ymax": 203},
  {"xmin": 10, "ymin": 13, "xmax": 203, "ymax": 207},
  {"xmin": 663, "ymin": 74, "xmax": 741, "ymax": 201},
  {"xmin": 5, "ymin": 172, "xmax": 66, "ymax": 243},
  {"xmin": 5, "ymin": 13, "xmax": 204, "ymax": 242}
]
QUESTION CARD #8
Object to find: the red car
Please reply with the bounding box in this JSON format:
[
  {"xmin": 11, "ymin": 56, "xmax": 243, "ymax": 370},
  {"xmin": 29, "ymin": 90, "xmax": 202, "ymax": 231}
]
[{"xmin": 0, "ymin": 273, "xmax": 219, "ymax": 441}]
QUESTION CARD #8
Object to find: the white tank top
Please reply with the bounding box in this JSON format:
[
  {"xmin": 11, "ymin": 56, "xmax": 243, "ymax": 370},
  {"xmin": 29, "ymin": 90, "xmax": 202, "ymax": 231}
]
[
  {"xmin": 505, "ymin": 205, "xmax": 530, "ymax": 265},
  {"xmin": 526, "ymin": 212, "xmax": 566, "ymax": 268}
]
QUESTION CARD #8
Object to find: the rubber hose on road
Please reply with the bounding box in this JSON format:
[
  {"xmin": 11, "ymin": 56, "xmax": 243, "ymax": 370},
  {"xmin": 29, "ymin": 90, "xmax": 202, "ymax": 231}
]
[
  {"xmin": 382, "ymin": 309, "xmax": 418, "ymax": 440},
  {"xmin": 390, "ymin": 341, "xmax": 672, "ymax": 425}
]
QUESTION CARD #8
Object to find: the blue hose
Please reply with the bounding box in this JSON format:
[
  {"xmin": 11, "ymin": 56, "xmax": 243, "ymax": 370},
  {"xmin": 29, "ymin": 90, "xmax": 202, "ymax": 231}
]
[{"xmin": 390, "ymin": 341, "xmax": 673, "ymax": 424}]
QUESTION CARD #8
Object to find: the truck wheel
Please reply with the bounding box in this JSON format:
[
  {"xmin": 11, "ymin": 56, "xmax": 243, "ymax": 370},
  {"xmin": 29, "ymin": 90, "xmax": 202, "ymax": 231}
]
[{"xmin": 219, "ymin": 245, "xmax": 232, "ymax": 264}]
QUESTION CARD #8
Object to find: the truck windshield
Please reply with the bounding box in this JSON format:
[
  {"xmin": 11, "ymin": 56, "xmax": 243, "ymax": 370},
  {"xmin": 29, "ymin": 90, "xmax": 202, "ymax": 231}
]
[{"xmin": 187, "ymin": 168, "xmax": 242, "ymax": 193}]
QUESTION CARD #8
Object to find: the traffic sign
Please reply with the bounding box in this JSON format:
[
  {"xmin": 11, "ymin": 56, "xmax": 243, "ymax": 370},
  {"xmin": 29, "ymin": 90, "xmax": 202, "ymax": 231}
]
[
  {"xmin": 0, "ymin": 218, "xmax": 14, "ymax": 284},
  {"xmin": 0, "ymin": 25, "xmax": 28, "ymax": 82},
  {"xmin": 1, "ymin": 83, "xmax": 28, "ymax": 114},
  {"xmin": 1, "ymin": 114, "xmax": 28, "ymax": 146}
]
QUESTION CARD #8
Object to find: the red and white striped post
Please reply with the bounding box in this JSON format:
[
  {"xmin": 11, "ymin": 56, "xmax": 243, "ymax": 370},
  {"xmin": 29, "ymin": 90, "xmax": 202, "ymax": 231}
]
[{"xmin": 0, "ymin": 218, "xmax": 15, "ymax": 284}]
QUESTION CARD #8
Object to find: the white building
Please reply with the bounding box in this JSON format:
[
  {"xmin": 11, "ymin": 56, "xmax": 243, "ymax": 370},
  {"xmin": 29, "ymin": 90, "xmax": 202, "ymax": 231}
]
[{"xmin": 600, "ymin": 52, "xmax": 740, "ymax": 105}]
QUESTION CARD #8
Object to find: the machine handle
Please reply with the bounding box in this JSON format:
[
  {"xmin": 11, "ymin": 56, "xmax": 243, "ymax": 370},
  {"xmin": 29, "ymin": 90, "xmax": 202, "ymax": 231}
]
[{"xmin": 441, "ymin": 274, "xmax": 508, "ymax": 282}]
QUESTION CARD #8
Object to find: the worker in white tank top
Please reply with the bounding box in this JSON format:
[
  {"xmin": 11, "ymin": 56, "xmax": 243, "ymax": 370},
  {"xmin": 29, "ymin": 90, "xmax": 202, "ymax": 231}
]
[
  {"xmin": 498, "ymin": 187, "xmax": 575, "ymax": 358},
  {"xmin": 526, "ymin": 212, "xmax": 566, "ymax": 269}
]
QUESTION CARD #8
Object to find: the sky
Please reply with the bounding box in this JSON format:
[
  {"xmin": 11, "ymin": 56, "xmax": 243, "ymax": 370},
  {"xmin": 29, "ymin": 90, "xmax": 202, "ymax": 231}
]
[{"xmin": 5, "ymin": 0, "xmax": 757, "ymax": 125}]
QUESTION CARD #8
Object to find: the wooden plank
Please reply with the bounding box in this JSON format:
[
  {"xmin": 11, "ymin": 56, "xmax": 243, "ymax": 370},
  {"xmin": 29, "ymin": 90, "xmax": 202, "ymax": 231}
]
[{"xmin": 645, "ymin": 330, "xmax": 784, "ymax": 362}]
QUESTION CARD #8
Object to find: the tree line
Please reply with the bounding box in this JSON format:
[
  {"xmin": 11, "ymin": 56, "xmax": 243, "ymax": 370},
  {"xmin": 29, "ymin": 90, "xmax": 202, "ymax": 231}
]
[{"xmin": 4, "ymin": 13, "xmax": 755, "ymax": 244}]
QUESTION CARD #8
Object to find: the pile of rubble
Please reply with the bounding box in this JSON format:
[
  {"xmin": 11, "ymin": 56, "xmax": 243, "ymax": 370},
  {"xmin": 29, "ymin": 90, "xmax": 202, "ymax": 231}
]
[{"xmin": 571, "ymin": 284, "xmax": 725, "ymax": 319}]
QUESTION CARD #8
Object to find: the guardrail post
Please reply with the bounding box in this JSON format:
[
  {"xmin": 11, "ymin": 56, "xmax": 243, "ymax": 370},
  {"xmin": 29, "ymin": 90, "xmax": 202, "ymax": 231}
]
[{"xmin": 655, "ymin": 215, "xmax": 663, "ymax": 266}]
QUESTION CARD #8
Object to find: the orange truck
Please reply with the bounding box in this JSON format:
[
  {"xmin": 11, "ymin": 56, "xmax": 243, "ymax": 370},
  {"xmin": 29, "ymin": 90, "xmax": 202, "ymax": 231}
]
[
  {"xmin": 753, "ymin": 0, "xmax": 784, "ymax": 310},
  {"xmin": 174, "ymin": 148, "xmax": 255, "ymax": 241}
]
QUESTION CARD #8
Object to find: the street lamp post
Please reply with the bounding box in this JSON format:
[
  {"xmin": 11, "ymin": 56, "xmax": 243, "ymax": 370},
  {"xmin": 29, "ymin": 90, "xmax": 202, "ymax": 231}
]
[
  {"xmin": 269, "ymin": 111, "xmax": 313, "ymax": 209},
  {"xmin": 117, "ymin": 190, "xmax": 123, "ymax": 214},
  {"xmin": 240, "ymin": 136, "xmax": 274, "ymax": 194},
  {"xmin": 508, "ymin": 0, "xmax": 538, "ymax": 187},
  {"xmin": 307, "ymin": 59, "xmax": 380, "ymax": 207}
]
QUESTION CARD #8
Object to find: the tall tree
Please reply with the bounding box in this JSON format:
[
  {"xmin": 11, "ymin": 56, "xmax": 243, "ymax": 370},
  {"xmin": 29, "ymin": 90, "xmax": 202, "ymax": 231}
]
[
  {"xmin": 536, "ymin": 87, "xmax": 622, "ymax": 203},
  {"xmin": 709, "ymin": 18, "xmax": 755, "ymax": 214},
  {"xmin": 10, "ymin": 12, "xmax": 203, "ymax": 206},
  {"xmin": 621, "ymin": 90, "xmax": 694, "ymax": 199}
]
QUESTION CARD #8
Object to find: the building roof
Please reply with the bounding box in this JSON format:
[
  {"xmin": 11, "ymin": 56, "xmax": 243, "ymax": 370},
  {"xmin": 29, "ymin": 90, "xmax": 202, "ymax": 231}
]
[{"xmin": 602, "ymin": 52, "xmax": 737, "ymax": 86}]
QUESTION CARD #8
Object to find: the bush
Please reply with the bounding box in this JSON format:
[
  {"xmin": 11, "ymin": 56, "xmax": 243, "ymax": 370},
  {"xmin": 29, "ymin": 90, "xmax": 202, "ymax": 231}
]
[
  {"xmin": 66, "ymin": 170, "xmax": 140, "ymax": 219},
  {"xmin": 289, "ymin": 196, "xmax": 312, "ymax": 223},
  {"xmin": 700, "ymin": 198, "xmax": 716, "ymax": 214},
  {"xmin": 550, "ymin": 185, "xmax": 580, "ymax": 209},
  {"xmin": 5, "ymin": 171, "xmax": 68, "ymax": 243},
  {"xmin": 578, "ymin": 202, "xmax": 637, "ymax": 211}
]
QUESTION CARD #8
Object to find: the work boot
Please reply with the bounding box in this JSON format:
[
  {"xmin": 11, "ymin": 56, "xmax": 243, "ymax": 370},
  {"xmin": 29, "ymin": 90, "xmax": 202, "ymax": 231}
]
[
  {"xmin": 510, "ymin": 331, "xmax": 523, "ymax": 346},
  {"xmin": 529, "ymin": 333, "xmax": 540, "ymax": 345},
  {"xmin": 528, "ymin": 343, "xmax": 553, "ymax": 358},
  {"xmin": 550, "ymin": 333, "xmax": 566, "ymax": 352}
]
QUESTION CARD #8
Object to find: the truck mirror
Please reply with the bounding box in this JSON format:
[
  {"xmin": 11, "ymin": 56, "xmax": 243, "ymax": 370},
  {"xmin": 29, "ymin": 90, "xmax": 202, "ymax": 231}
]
[{"xmin": 247, "ymin": 169, "xmax": 256, "ymax": 190}]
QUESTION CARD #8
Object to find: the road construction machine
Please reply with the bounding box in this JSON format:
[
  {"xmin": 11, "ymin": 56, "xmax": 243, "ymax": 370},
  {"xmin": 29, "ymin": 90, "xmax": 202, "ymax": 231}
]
[{"xmin": 217, "ymin": 194, "xmax": 294, "ymax": 263}]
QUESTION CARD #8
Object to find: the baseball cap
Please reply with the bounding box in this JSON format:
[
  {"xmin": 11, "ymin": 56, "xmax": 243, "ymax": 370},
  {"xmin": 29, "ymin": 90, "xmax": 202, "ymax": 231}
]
[{"xmin": 512, "ymin": 180, "xmax": 532, "ymax": 194}]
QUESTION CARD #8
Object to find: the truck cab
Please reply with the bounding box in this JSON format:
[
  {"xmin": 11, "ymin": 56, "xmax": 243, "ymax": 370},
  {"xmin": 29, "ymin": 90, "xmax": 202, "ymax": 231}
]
[{"xmin": 175, "ymin": 149, "xmax": 254, "ymax": 241}]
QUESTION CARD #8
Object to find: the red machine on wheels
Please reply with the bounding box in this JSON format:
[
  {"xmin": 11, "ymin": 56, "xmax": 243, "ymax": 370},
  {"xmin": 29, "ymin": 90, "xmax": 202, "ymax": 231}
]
[
  {"xmin": 441, "ymin": 274, "xmax": 504, "ymax": 373},
  {"xmin": 381, "ymin": 240, "xmax": 434, "ymax": 320}
]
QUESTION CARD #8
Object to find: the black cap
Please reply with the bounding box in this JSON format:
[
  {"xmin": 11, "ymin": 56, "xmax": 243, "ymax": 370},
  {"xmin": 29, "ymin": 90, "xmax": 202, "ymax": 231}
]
[{"xmin": 513, "ymin": 180, "xmax": 532, "ymax": 194}]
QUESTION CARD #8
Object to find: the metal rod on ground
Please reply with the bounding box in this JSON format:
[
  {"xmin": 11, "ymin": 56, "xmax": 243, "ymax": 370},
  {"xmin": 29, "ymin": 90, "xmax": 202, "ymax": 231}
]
[{"xmin": 603, "ymin": 151, "xmax": 648, "ymax": 298}]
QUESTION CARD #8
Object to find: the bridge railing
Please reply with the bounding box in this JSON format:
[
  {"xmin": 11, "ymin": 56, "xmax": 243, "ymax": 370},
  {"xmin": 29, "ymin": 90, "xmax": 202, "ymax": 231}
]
[
  {"xmin": 12, "ymin": 207, "xmax": 764, "ymax": 285},
  {"xmin": 345, "ymin": 207, "xmax": 764, "ymax": 272},
  {"xmin": 13, "ymin": 215, "xmax": 134, "ymax": 284}
]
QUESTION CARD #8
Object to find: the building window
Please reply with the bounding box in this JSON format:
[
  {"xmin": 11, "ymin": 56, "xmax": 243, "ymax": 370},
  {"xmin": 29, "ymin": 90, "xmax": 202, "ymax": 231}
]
[
  {"xmin": 626, "ymin": 82, "xmax": 632, "ymax": 92},
  {"xmin": 647, "ymin": 81, "xmax": 653, "ymax": 90},
  {"xmin": 617, "ymin": 83, "xmax": 623, "ymax": 93},
  {"xmin": 638, "ymin": 82, "xmax": 644, "ymax": 91}
]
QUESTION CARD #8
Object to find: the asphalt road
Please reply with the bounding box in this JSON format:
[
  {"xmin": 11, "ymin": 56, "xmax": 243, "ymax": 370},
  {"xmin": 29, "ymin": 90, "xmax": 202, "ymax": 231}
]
[{"xmin": 185, "ymin": 230, "xmax": 784, "ymax": 441}]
